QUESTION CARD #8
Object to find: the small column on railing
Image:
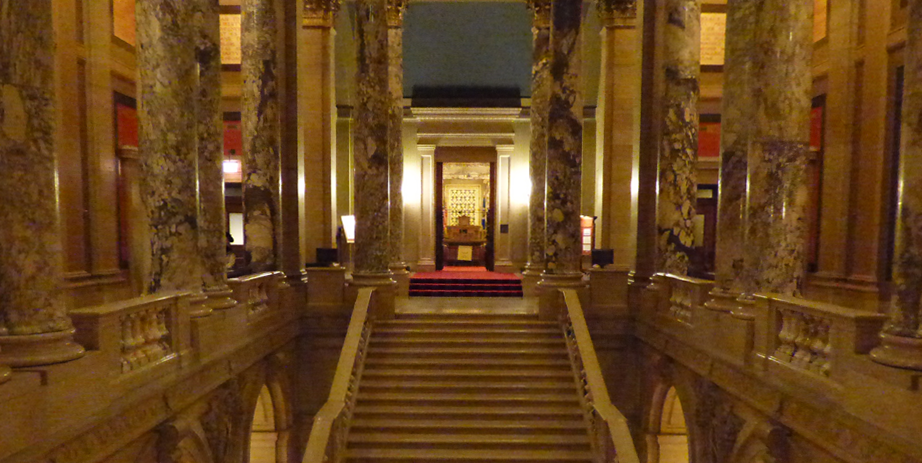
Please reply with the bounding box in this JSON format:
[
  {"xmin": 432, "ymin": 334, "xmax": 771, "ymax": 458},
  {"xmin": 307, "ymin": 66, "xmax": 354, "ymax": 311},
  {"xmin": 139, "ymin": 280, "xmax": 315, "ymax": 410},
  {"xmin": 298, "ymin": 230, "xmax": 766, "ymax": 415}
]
[
  {"xmin": 522, "ymin": 0, "xmax": 551, "ymax": 296},
  {"xmin": 0, "ymin": 0, "xmax": 86, "ymax": 367},
  {"xmin": 537, "ymin": 0, "xmax": 586, "ymax": 317},
  {"xmin": 706, "ymin": 0, "xmax": 756, "ymax": 314},
  {"xmin": 352, "ymin": 0, "xmax": 396, "ymax": 318},
  {"xmin": 871, "ymin": 0, "xmax": 922, "ymax": 370},
  {"xmin": 194, "ymin": 0, "xmax": 236, "ymax": 310},
  {"xmin": 656, "ymin": 0, "xmax": 700, "ymax": 275}
]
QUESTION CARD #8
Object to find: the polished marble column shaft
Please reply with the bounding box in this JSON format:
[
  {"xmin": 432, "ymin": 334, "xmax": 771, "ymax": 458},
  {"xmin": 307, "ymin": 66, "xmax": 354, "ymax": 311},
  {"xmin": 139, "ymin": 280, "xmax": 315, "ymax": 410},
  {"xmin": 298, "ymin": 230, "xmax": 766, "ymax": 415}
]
[
  {"xmin": 657, "ymin": 0, "xmax": 700, "ymax": 276},
  {"xmin": 194, "ymin": 0, "xmax": 235, "ymax": 309},
  {"xmin": 353, "ymin": 0, "xmax": 392, "ymax": 276},
  {"xmin": 871, "ymin": 0, "xmax": 922, "ymax": 370},
  {"xmin": 744, "ymin": 0, "xmax": 812, "ymax": 296},
  {"xmin": 137, "ymin": 0, "xmax": 204, "ymax": 296},
  {"xmin": 387, "ymin": 1, "xmax": 407, "ymax": 274},
  {"xmin": 713, "ymin": 0, "xmax": 756, "ymax": 292},
  {"xmin": 242, "ymin": 0, "xmax": 282, "ymax": 272},
  {"xmin": 525, "ymin": 0, "xmax": 551, "ymax": 280},
  {"xmin": 0, "ymin": 0, "xmax": 84, "ymax": 367},
  {"xmin": 543, "ymin": 0, "xmax": 583, "ymax": 275}
]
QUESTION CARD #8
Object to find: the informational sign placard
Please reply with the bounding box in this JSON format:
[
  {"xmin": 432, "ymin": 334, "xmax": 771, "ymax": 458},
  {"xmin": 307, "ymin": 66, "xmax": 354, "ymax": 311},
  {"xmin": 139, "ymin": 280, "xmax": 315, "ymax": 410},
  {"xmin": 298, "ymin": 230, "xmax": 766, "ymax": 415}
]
[
  {"xmin": 220, "ymin": 14, "xmax": 242, "ymax": 65},
  {"xmin": 700, "ymin": 13, "xmax": 726, "ymax": 66}
]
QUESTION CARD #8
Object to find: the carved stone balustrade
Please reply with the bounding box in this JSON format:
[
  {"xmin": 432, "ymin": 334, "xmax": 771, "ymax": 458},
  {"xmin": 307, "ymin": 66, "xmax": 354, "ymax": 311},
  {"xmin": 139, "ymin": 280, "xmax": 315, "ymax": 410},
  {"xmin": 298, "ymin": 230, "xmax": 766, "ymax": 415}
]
[
  {"xmin": 70, "ymin": 292, "xmax": 190, "ymax": 377},
  {"xmin": 228, "ymin": 271, "xmax": 284, "ymax": 321},
  {"xmin": 764, "ymin": 295, "xmax": 887, "ymax": 385}
]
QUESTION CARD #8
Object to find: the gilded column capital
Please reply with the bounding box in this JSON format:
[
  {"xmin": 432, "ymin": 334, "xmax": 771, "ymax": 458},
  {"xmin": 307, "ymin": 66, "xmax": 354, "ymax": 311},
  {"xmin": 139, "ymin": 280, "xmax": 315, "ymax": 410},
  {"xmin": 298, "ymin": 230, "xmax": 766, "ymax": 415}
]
[
  {"xmin": 597, "ymin": 0, "xmax": 637, "ymax": 26},
  {"xmin": 303, "ymin": 0, "xmax": 341, "ymax": 27},
  {"xmin": 387, "ymin": 0, "xmax": 408, "ymax": 27},
  {"xmin": 526, "ymin": 0, "xmax": 551, "ymax": 29}
]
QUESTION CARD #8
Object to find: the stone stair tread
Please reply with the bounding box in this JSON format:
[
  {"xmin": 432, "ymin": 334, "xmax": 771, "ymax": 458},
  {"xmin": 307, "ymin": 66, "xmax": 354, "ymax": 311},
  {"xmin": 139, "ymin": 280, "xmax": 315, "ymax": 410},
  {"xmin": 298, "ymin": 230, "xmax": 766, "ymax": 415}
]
[
  {"xmin": 345, "ymin": 448, "xmax": 594, "ymax": 461},
  {"xmin": 358, "ymin": 392, "xmax": 579, "ymax": 402},
  {"xmin": 381, "ymin": 318, "xmax": 551, "ymax": 325},
  {"xmin": 373, "ymin": 327, "xmax": 560, "ymax": 335},
  {"xmin": 364, "ymin": 358, "xmax": 570, "ymax": 367},
  {"xmin": 359, "ymin": 380, "xmax": 574, "ymax": 390},
  {"xmin": 348, "ymin": 433, "xmax": 591, "ymax": 445},
  {"xmin": 349, "ymin": 419, "xmax": 588, "ymax": 431},
  {"xmin": 366, "ymin": 346, "xmax": 568, "ymax": 355},
  {"xmin": 352, "ymin": 405, "xmax": 583, "ymax": 415},
  {"xmin": 370, "ymin": 338, "xmax": 565, "ymax": 345},
  {"xmin": 361, "ymin": 369, "xmax": 572, "ymax": 377}
]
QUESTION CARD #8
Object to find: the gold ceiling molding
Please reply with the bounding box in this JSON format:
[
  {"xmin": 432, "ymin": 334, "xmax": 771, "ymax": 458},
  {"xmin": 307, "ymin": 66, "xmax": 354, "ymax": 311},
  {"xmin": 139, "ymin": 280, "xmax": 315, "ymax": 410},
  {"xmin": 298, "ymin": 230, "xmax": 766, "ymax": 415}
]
[{"xmin": 303, "ymin": 0, "xmax": 341, "ymax": 26}]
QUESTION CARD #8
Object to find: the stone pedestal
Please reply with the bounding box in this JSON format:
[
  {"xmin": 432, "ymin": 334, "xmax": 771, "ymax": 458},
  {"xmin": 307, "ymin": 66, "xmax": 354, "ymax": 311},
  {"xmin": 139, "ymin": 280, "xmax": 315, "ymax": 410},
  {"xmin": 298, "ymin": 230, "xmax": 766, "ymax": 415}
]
[
  {"xmin": 521, "ymin": 268, "xmax": 543, "ymax": 297},
  {"xmin": 351, "ymin": 273, "xmax": 397, "ymax": 320},
  {"xmin": 242, "ymin": 0, "xmax": 282, "ymax": 272},
  {"xmin": 871, "ymin": 0, "xmax": 922, "ymax": 370},
  {"xmin": 306, "ymin": 267, "xmax": 347, "ymax": 315},
  {"xmin": 389, "ymin": 264, "xmax": 410, "ymax": 297},
  {"xmin": 537, "ymin": 274, "xmax": 587, "ymax": 321},
  {"xmin": 0, "ymin": 0, "xmax": 85, "ymax": 366},
  {"xmin": 656, "ymin": 0, "xmax": 700, "ymax": 275}
]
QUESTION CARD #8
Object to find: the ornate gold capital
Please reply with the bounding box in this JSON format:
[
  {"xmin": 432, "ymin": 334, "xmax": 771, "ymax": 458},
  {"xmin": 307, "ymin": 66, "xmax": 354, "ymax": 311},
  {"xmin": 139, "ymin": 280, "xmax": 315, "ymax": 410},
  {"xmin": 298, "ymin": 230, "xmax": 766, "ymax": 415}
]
[
  {"xmin": 597, "ymin": 0, "xmax": 637, "ymax": 24},
  {"xmin": 303, "ymin": 0, "xmax": 341, "ymax": 27},
  {"xmin": 387, "ymin": 0, "xmax": 408, "ymax": 27},
  {"xmin": 526, "ymin": 0, "xmax": 551, "ymax": 29}
]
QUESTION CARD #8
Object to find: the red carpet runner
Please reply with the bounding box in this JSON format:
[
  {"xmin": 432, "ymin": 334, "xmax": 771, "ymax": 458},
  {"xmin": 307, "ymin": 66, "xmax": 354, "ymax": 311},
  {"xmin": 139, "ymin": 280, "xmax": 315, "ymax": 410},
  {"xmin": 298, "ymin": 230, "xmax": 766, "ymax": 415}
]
[{"xmin": 409, "ymin": 267, "xmax": 523, "ymax": 297}]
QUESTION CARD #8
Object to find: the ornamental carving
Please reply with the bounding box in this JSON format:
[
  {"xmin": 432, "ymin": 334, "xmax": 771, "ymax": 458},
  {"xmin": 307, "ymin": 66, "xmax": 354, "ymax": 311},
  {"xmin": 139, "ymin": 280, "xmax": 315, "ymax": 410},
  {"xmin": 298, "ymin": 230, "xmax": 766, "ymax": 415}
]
[
  {"xmin": 526, "ymin": 0, "xmax": 551, "ymax": 29},
  {"xmin": 387, "ymin": 0, "xmax": 408, "ymax": 27},
  {"xmin": 694, "ymin": 380, "xmax": 744, "ymax": 463},
  {"xmin": 200, "ymin": 380, "xmax": 246, "ymax": 463},
  {"xmin": 597, "ymin": 0, "xmax": 637, "ymax": 20},
  {"xmin": 304, "ymin": 0, "xmax": 341, "ymax": 18}
]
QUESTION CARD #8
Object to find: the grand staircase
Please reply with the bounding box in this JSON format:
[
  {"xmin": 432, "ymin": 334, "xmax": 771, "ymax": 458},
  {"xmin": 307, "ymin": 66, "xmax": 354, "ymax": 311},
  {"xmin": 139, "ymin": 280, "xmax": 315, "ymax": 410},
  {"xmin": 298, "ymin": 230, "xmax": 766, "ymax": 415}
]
[{"xmin": 345, "ymin": 313, "xmax": 594, "ymax": 463}]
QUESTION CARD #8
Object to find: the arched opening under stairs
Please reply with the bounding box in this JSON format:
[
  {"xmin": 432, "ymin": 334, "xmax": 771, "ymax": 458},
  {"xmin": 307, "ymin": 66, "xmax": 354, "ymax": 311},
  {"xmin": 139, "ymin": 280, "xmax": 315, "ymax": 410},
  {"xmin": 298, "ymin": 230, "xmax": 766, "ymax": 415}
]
[
  {"xmin": 248, "ymin": 385, "xmax": 278, "ymax": 463},
  {"xmin": 656, "ymin": 386, "xmax": 690, "ymax": 463}
]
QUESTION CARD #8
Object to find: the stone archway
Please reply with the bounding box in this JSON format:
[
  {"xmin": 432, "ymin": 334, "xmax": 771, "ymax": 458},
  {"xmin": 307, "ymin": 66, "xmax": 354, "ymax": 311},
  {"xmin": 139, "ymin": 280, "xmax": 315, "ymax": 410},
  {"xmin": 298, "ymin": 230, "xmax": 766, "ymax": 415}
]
[
  {"xmin": 249, "ymin": 386, "xmax": 278, "ymax": 463},
  {"xmin": 241, "ymin": 354, "xmax": 296, "ymax": 463}
]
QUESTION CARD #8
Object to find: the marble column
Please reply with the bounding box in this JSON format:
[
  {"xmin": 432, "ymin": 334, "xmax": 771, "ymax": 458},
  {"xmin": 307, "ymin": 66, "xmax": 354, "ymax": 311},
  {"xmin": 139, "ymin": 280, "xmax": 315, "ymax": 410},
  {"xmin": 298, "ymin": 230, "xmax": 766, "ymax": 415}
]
[
  {"xmin": 387, "ymin": 0, "xmax": 409, "ymax": 295},
  {"xmin": 137, "ymin": 0, "xmax": 206, "ymax": 305},
  {"xmin": 242, "ymin": 0, "xmax": 282, "ymax": 272},
  {"xmin": 543, "ymin": 0, "xmax": 583, "ymax": 275},
  {"xmin": 708, "ymin": 0, "xmax": 756, "ymax": 309},
  {"xmin": 522, "ymin": 0, "xmax": 551, "ymax": 295},
  {"xmin": 871, "ymin": 0, "xmax": 922, "ymax": 370},
  {"xmin": 193, "ymin": 0, "xmax": 235, "ymax": 310},
  {"xmin": 0, "ymin": 0, "xmax": 84, "ymax": 367},
  {"xmin": 743, "ymin": 0, "xmax": 812, "ymax": 296},
  {"xmin": 353, "ymin": 0, "xmax": 391, "ymax": 275},
  {"xmin": 656, "ymin": 0, "xmax": 700, "ymax": 276}
]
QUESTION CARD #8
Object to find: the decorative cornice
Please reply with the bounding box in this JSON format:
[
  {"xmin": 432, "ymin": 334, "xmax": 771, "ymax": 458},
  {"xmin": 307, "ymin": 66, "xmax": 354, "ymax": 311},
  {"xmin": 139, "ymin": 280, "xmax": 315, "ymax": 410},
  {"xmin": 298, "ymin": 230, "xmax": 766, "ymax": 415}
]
[
  {"xmin": 525, "ymin": 0, "xmax": 551, "ymax": 29},
  {"xmin": 387, "ymin": 0, "xmax": 408, "ymax": 27},
  {"xmin": 303, "ymin": 0, "xmax": 341, "ymax": 27},
  {"xmin": 597, "ymin": 0, "xmax": 637, "ymax": 24}
]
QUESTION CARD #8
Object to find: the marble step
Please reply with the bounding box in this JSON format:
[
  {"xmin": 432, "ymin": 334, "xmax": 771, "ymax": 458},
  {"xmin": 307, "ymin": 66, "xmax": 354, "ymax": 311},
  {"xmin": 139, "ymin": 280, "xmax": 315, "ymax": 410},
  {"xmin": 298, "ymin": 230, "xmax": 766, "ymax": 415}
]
[
  {"xmin": 364, "ymin": 346, "xmax": 569, "ymax": 359},
  {"xmin": 348, "ymin": 418, "xmax": 589, "ymax": 435},
  {"xmin": 356, "ymin": 392, "xmax": 580, "ymax": 408},
  {"xmin": 361, "ymin": 363, "xmax": 572, "ymax": 377},
  {"xmin": 372, "ymin": 326, "xmax": 560, "ymax": 336},
  {"xmin": 347, "ymin": 433, "xmax": 591, "ymax": 450},
  {"xmin": 345, "ymin": 448, "xmax": 594, "ymax": 462},
  {"xmin": 368, "ymin": 337, "xmax": 565, "ymax": 349},
  {"xmin": 377, "ymin": 319, "xmax": 555, "ymax": 330},
  {"xmin": 357, "ymin": 379, "xmax": 575, "ymax": 395},
  {"xmin": 350, "ymin": 405, "xmax": 585, "ymax": 421}
]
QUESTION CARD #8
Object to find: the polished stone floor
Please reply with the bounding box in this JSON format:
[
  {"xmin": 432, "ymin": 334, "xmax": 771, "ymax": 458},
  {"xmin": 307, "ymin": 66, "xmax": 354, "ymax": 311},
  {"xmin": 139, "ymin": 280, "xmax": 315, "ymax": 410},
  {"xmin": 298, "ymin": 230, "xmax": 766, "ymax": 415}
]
[{"xmin": 395, "ymin": 296, "xmax": 539, "ymax": 315}]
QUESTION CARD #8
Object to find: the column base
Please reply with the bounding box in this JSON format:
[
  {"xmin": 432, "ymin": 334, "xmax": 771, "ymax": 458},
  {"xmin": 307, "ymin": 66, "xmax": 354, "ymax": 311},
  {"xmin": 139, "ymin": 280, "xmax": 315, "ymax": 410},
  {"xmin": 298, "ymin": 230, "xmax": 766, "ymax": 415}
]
[
  {"xmin": 870, "ymin": 333, "xmax": 922, "ymax": 370},
  {"xmin": 703, "ymin": 287, "xmax": 740, "ymax": 313},
  {"xmin": 389, "ymin": 263, "xmax": 410, "ymax": 297},
  {"xmin": 0, "ymin": 329, "xmax": 85, "ymax": 367},
  {"xmin": 536, "ymin": 272, "xmax": 587, "ymax": 321},
  {"xmin": 204, "ymin": 285, "xmax": 237, "ymax": 311},
  {"xmin": 351, "ymin": 272, "xmax": 397, "ymax": 320},
  {"xmin": 521, "ymin": 263, "xmax": 544, "ymax": 297},
  {"xmin": 0, "ymin": 364, "xmax": 10, "ymax": 384},
  {"xmin": 188, "ymin": 292, "xmax": 212, "ymax": 318}
]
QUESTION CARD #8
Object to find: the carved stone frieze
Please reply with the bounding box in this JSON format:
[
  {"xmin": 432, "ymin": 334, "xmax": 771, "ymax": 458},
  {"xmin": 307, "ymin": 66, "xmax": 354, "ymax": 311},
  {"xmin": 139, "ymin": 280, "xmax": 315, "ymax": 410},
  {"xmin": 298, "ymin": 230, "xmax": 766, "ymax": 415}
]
[
  {"xmin": 597, "ymin": 0, "xmax": 637, "ymax": 22},
  {"xmin": 303, "ymin": 0, "xmax": 341, "ymax": 25},
  {"xmin": 200, "ymin": 380, "xmax": 246, "ymax": 463},
  {"xmin": 694, "ymin": 379, "xmax": 744, "ymax": 463}
]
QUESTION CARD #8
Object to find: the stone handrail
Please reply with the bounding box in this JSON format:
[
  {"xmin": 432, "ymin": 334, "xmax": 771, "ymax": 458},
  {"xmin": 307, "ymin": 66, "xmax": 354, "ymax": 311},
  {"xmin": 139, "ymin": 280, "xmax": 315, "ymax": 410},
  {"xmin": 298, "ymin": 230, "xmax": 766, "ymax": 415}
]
[
  {"xmin": 559, "ymin": 289, "xmax": 640, "ymax": 463},
  {"xmin": 70, "ymin": 291, "xmax": 187, "ymax": 375},
  {"xmin": 302, "ymin": 287, "xmax": 375, "ymax": 463},
  {"xmin": 666, "ymin": 275, "xmax": 714, "ymax": 325},
  {"xmin": 228, "ymin": 271, "xmax": 283, "ymax": 318}
]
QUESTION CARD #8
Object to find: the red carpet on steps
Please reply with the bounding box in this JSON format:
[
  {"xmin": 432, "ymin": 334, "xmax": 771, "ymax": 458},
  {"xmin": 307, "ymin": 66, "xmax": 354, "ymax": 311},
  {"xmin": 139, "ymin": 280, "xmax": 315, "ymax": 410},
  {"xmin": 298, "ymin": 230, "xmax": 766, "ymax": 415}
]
[{"xmin": 409, "ymin": 267, "xmax": 523, "ymax": 297}]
